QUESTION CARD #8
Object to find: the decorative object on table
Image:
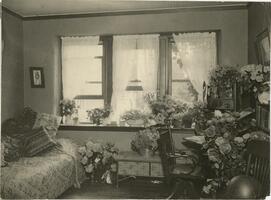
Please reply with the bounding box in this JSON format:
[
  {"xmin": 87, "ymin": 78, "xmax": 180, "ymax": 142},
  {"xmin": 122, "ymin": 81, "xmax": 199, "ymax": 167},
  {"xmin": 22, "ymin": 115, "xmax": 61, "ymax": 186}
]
[
  {"xmin": 121, "ymin": 110, "xmax": 149, "ymax": 127},
  {"xmin": 130, "ymin": 127, "xmax": 160, "ymax": 156},
  {"xmin": 87, "ymin": 107, "xmax": 111, "ymax": 125},
  {"xmin": 29, "ymin": 67, "xmax": 45, "ymax": 88},
  {"xmin": 78, "ymin": 139, "xmax": 119, "ymax": 184},
  {"xmin": 200, "ymin": 111, "xmax": 269, "ymax": 197},
  {"xmin": 145, "ymin": 93, "xmax": 189, "ymax": 127},
  {"xmin": 255, "ymin": 28, "xmax": 270, "ymax": 66},
  {"xmin": 207, "ymin": 65, "xmax": 241, "ymax": 111},
  {"xmin": 59, "ymin": 99, "xmax": 78, "ymax": 125}
]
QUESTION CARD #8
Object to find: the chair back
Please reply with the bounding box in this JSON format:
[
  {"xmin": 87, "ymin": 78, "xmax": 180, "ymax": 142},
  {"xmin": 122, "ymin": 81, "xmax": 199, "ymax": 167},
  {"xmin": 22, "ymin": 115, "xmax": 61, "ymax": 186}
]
[
  {"xmin": 245, "ymin": 140, "xmax": 270, "ymax": 197},
  {"xmin": 157, "ymin": 127, "xmax": 176, "ymax": 182}
]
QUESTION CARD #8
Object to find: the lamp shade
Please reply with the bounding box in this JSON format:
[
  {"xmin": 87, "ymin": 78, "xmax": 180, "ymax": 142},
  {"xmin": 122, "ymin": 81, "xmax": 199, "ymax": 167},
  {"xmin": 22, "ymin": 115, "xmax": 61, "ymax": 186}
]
[{"xmin": 126, "ymin": 79, "xmax": 143, "ymax": 91}]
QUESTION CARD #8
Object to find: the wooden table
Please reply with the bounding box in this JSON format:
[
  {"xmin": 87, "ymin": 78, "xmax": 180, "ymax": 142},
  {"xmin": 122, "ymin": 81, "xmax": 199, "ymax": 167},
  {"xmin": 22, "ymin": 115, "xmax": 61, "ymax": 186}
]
[{"xmin": 115, "ymin": 151, "xmax": 163, "ymax": 187}]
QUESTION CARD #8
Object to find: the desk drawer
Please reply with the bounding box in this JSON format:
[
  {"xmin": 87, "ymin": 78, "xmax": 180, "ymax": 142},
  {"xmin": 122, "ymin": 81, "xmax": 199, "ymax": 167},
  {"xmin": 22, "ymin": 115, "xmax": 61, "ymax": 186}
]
[{"xmin": 118, "ymin": 161, "xmax": 149, "ymax": 176}]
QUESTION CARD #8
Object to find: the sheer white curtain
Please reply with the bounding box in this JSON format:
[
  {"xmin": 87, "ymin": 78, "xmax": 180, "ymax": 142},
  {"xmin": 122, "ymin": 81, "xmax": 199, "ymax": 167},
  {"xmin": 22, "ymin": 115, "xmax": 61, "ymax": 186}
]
[
  {"xmin": 173, "ymin": 32, "xmax": 217, "ymax": 101},
  {"xmin": 109, "ymin": 35, "xmax": 159, "ymax": 123},
  {"xmin": 62, "ymin": 36, "xmax": 100, "ymax": 99}
]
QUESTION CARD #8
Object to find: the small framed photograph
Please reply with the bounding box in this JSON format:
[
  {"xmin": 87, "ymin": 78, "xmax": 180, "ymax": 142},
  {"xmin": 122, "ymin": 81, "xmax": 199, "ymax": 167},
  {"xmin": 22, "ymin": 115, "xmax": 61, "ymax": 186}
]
[
  {"xmin": 255, "ymin": 29, "xmax": 270, "ymax": 66},
  {"xmin": 29, "ymin": 67, "xmax": 45, "ymax": 88}
]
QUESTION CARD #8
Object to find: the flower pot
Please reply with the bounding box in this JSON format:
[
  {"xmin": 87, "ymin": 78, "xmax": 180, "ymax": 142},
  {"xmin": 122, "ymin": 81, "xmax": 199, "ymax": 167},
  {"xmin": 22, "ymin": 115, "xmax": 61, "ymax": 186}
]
[
  {"xmin": 64, "ymin": 115, "xmax": 73, "ymax": 125},
  {"xmin": 126, "ymin": 119, "xmax": 145, "ymax": 127}
]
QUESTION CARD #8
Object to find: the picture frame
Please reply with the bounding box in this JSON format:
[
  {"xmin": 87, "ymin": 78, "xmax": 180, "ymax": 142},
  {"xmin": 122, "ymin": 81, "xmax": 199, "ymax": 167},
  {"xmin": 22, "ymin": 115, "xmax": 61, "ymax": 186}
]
[
  {"xmin": 255, "ymin": 28, "xmax": 270, "ymax": 66},
  {"xmin": 29, "ymin": 67, "xmax": 45, "ymax": 88}
]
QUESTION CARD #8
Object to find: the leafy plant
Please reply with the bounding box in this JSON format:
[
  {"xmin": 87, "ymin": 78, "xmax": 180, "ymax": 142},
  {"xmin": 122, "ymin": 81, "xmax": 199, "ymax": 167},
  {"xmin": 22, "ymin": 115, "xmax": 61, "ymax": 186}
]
[
  {"xmin": 87, "ymin": 107, "xmax": 111, "ymax": 124},
  {"xmin": 78, "ymin": 140, "xmax": 119, "ymax": 184},
  {"xmin": 145, "ymin": 94, "xmax": 189, "ymax": 127},
  {"xmin": 59, "ymin": 99, "xmax": 77, "ymax": 116},
  {"xmin": 130, "ymin": 127, "xmax": 160, "ymax": 155},
  {"xmin": 121, "ymin": 110, "xmax": 149, "ymax": 122}
]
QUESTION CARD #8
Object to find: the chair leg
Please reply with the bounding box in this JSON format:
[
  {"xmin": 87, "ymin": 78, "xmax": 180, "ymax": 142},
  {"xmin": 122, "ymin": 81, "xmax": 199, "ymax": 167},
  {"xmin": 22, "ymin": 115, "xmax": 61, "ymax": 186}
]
[{"xmin": 167, "ymin": 181, "xmax": 180, "ymax": 199}]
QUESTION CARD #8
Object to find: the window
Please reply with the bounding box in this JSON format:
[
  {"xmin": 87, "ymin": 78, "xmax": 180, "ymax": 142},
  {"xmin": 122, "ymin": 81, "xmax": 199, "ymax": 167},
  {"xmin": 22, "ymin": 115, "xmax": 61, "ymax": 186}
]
[
  {"xmin": 61, "ymin": 36, "xmax": 112, "ymax": 122},
  {"xmin": 61, "ymin": 32, "xmax": 216, "ymax": 125}
]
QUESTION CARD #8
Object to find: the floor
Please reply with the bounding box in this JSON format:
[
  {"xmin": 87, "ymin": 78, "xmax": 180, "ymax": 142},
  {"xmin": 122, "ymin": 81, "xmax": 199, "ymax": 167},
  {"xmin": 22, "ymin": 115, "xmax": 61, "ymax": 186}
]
[{"xmin": 59, "ymin": 177, "xmax": 178, "ymax": 199}]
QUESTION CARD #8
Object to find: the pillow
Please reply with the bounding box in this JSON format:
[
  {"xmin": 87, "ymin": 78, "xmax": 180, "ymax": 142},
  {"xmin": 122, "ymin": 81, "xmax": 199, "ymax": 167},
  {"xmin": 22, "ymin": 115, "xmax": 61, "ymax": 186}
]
[
  {"xmin": 33, "ymin": 113, "xmax": 61, "ymax": 139},
  {"xmin": 23, "ymin": 127, "xmax": 56, "ymax": 157},
  {"xmin": 1, "ymin": 136, "xmax": 22, "ymax": 162}
]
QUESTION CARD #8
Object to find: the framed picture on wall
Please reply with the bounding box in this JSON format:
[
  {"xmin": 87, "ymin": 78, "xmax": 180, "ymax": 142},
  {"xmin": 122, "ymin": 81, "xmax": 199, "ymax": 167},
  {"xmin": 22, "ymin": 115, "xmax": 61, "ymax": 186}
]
[
  {"xmin": 255, "ymin": 29, "xmax": 270, "ymax": 66},
  {"xmin": 29, "ymin": 67, "xmax": 45, "ymax": 88}
]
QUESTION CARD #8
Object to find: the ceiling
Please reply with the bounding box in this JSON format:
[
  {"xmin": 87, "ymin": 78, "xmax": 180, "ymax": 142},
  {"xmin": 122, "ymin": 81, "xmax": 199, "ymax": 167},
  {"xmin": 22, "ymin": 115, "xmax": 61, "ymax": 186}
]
[{"xmin": 2, "ymin": 0, "xmax": 248, "ymax": 18}]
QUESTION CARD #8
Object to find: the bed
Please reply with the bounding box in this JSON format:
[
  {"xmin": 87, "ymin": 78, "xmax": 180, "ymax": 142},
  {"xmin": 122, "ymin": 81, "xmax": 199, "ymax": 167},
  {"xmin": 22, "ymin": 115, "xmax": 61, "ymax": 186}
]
[{"xmin": 1, "ymin": 138, "xmax": 86, "ymax": 199}]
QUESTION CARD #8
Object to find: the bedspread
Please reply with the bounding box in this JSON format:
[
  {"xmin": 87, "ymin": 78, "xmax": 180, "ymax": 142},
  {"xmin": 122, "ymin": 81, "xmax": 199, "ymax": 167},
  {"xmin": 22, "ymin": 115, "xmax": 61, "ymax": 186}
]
[{"xmin": 1, "ymin": 138, "xmax": 86, "ymax": 199}]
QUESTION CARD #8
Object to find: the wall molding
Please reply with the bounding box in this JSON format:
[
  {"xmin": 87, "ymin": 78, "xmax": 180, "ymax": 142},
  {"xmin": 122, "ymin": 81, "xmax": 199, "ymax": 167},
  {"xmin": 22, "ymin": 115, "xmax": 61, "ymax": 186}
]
[{"xmin": 3, "ymin": 3, "xmax": 248, "ymax": 21}]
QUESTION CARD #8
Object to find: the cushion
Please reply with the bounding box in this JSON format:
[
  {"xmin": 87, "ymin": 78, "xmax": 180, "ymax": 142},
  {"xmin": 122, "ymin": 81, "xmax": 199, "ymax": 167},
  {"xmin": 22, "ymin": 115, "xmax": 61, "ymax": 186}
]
[
  {"xmin": 33, "ymin": 113, "xmax": 61, "ymax": 139},
  {"xmin": 23, "ymin": 127, "xmax": 56, "ymax": 157},
  {"xmin": 1, "ymin": 136, "xmax": 22, "ymax": 162}
]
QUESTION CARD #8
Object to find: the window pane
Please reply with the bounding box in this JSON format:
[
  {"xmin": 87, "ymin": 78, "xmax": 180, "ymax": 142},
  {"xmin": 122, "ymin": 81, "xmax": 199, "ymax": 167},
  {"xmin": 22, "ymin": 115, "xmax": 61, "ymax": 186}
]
[
  {"xmin": 171, "ymin": 42, "xmax": 197, "ymax": 103},
  {"xmin": 75, "ymin": 99, "xmax": 104, "ymax": 123}
]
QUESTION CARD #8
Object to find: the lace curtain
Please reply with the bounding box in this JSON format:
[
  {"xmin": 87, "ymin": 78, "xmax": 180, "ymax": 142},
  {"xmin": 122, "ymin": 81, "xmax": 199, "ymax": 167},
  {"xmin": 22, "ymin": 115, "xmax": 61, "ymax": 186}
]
[
  {"xmin": 61, "ymin": 36, "xmax": 100, "ymax": 99},
  {"xmin": 109, "ymin": 34, "xmax": 159, "ymax": 123},
  {"xmin": 173, "ymin": 32, "xmax": 217, "ymax": 101}
]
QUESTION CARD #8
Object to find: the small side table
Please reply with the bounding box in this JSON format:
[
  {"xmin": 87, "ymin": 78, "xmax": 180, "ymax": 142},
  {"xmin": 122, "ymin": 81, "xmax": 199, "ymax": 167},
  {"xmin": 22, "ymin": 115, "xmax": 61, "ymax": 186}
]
[{"xmin": 115, "ymin": 151, "xmax": 163, "ymax": 187}]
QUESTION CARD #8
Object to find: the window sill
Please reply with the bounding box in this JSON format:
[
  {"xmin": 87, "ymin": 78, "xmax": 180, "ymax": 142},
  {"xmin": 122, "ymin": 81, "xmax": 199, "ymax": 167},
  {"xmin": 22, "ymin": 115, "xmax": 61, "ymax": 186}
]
[{"xmin": 59, "ymin": 124, "xmax": 194, "ymax": 133}]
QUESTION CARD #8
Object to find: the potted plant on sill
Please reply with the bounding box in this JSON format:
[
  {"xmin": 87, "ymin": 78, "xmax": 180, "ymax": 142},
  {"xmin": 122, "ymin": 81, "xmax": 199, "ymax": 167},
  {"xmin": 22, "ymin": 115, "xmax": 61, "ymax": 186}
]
[
  {"xmin": 121, "ymin": 110, "xmax": 149, "ymax": 127},
  {"xmin": 59, "ymin": 99, "xmax": 78, "ymax": 125},
  {"xmin": 87, "ymin": 107, "xmax": 111, "ymax": 126}
]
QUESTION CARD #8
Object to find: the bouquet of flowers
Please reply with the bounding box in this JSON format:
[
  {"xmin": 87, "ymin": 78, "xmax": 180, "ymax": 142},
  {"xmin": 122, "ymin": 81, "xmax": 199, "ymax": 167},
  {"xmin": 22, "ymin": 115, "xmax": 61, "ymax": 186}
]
[
  {"xmin": 209, "ymin": 65, "xmax": 241, "ymax": 90},
  {"xmin": 130, "ymin": 127, "xmax": 160, "ymax": 155},
  {"xmin": 59, "ymin": 99, "xmax": 77, "ymax": 116},
  {"xmin": 87, "ymin": 107, "xmax": 111, "ymax": 125},
  {"xmin": 145, "ymin": 94, "xmax": 189, "ymax": 126},
  {"xmin": 78, "ymin": 140, "xmax": 119, "ymax": 184},
  {"xmin": 200, "ymin": 110, "xmax": 269, "ymax": 196},
  {"xmin": 240, "ymin": 64, "xmax": 270, "ymax": 94}
]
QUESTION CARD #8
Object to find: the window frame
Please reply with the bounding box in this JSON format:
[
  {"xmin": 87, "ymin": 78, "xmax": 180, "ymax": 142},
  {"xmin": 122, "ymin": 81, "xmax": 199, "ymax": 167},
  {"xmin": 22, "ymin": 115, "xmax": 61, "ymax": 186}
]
[{"xmin": 60, "ymin": 36, "xmax": 113, "ymax": 120}]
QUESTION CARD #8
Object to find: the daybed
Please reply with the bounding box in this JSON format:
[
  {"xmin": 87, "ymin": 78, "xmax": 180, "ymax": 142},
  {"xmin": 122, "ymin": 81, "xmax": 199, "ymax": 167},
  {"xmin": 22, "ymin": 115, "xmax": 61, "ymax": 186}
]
[{"xmin": 1, "ymin": 138, "xmax": 85, "ymax": 199}]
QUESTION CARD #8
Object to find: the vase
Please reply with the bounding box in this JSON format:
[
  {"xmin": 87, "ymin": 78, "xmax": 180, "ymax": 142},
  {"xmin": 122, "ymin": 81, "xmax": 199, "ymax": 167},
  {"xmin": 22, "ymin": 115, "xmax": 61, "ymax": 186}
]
[{"xmin": 64, "ymin": 115, "xmax": 73, "ymax": 125}]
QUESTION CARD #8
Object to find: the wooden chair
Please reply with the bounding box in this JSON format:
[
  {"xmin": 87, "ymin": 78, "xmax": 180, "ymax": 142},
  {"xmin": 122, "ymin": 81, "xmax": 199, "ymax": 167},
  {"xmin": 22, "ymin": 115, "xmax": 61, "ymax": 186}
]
[
  {"xmin": 245, "ymin": 139, "xmax": 270, "ymax": 198},
  {"xmin": 157, "ymin": 127, "xmax": 205, "ymax": 199},
  {"xmin": 226, "ymin": 139, "xmax": 270, "ymax": 199}
]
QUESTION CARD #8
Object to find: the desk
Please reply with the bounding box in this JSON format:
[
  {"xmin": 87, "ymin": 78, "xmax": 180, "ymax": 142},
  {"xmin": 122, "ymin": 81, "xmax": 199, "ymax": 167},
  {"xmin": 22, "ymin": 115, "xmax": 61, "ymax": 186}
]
[{"xmin": 115, "ymin": 151, "xmax": 163, "ymax": 187}]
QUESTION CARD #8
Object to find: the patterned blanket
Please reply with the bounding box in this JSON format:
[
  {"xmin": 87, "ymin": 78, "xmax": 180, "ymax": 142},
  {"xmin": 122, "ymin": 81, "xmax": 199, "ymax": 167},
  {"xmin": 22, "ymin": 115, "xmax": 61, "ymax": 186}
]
[{"xmin": 1, "ymin": 138, "xmax": 86, "ymax": 199}]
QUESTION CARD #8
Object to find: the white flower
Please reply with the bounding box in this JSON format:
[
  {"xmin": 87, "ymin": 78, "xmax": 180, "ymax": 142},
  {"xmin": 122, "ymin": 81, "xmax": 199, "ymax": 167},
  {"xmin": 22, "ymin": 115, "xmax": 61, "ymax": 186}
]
[
  {"xmin": 263, "ymin": 66, "xmax": 270, "ymax": 73},
  {"xmin": 95, "ymin": 157, "xmax": 101, "ymax": 163},
  {"xmin": 80, "ymin": 156, "xmax": 88, "ymax": 165},
  {"xmin": 214, "ymin": 110, "xmax": 222, "ymax": 118},
  {"xmin": 85, "ymin": 164, "xmax": 94, "ymax": 173},
  {"xmin": 85, "ymin": 149, "xmax": 93, "ymax": 158},
  {"xmin": 242, "ymin": 133, "xmax": 250, "ymax": 140},
  {"xmin": 234, "ymin": 137, "xmax": 244, "ymax": 143},
  {"xmin": 255, "ymin": 74, "xmax": 264, "ymax": 82},
  {"xmin": 78, "ymin": 146, "xmax": 86, "ymax": 155}
]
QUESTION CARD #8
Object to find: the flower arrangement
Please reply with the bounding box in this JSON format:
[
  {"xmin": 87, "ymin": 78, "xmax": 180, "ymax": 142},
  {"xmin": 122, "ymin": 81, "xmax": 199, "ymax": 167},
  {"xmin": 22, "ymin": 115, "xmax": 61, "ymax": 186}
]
[
  {"xmin": 130, "ymin": 127, "xmax": 160, "ymax": 155},
  {"xmin": 240, "ymin": 64, "xmax": 270, "ymax": 94},
  {"xmin": 145, "ymin": 94, "xmax": 189, "ymax": 127},
  {"xmin": 121, "ymin": 110, "xmax": 150, "ymax": 126},
  {"xmin": 87, "ymin": 107, "xmax": 111, "ymax": 125},
  {"xmin": 209, "ymin": 65, "xmax": 241, "ymax": 90},
  {"xmin": 200, "ymin": 110, "xmax": 268, "ymax": 196},
  {"xmin": 78, "ymin": 140, "xmax": 119, "ymax": 184},
  {"xmin": 59, "ymin": 99, "xmax": 77, "ymax": 116}
]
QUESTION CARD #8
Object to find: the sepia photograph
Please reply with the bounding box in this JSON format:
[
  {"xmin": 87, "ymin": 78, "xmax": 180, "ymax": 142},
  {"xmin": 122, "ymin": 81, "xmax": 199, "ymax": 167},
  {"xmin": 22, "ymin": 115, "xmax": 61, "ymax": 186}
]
[{"xmin": 1, "ymin": 0, "xmax": 270, "ymax": 199}]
